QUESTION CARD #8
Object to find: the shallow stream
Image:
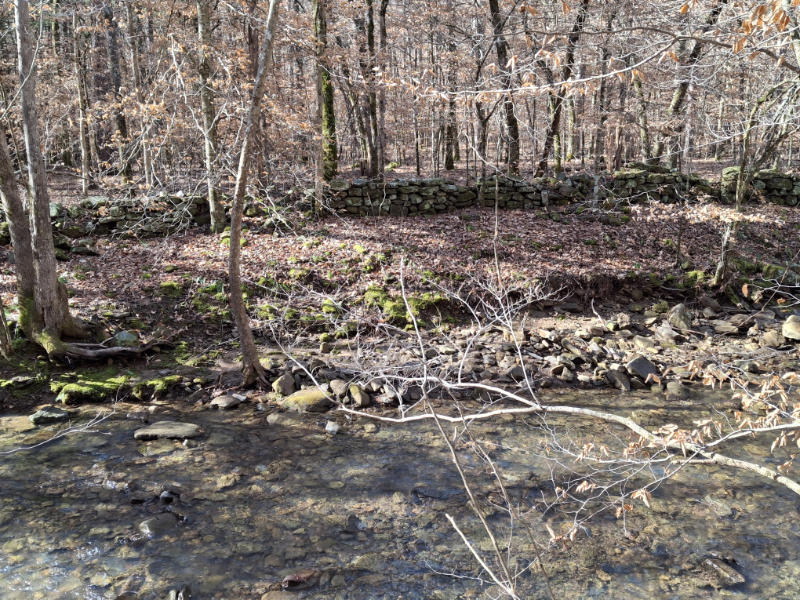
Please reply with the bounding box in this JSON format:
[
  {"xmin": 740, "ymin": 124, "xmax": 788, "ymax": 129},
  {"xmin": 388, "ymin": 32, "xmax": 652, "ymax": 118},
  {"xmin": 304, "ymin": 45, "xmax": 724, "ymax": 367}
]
[{"xmin": 1, "ymin": 388, "xmax": 799, "ymax": 599}]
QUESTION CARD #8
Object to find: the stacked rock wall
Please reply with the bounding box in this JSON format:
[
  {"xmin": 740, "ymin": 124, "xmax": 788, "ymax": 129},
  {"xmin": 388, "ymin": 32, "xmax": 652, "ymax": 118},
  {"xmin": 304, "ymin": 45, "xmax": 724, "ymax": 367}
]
[
  {"xmin": 325, "ymin": 174, "xmax": 604, "ymax": 217},
  {"xmin": 721, "ymin": 167, "xmax": 800, "ymax": 206}
]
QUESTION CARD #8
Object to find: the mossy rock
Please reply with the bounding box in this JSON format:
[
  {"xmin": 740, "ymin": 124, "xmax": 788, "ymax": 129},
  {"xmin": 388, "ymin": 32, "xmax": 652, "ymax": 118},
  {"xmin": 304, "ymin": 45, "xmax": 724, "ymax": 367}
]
[
  {"xmin": 280, "ymin": 387, "xmax": 333, "ymax": 413},
  {"xmin": 51, "ymin": 370, "xmax": 130, "ymax": 404},
  {"xmin": 131, "ymin": 375, "xmax": 182, "ymax": 401},
  {"xmin": 651, "ymin": 300, "xmax": 670, "ymax": 314}
]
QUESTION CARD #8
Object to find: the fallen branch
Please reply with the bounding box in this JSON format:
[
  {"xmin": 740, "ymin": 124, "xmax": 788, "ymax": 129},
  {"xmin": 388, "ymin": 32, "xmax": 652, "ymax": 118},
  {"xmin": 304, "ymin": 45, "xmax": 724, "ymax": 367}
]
[{"xmin": 341, "ymin": 376, "xmax": 800, "ymax": 497}]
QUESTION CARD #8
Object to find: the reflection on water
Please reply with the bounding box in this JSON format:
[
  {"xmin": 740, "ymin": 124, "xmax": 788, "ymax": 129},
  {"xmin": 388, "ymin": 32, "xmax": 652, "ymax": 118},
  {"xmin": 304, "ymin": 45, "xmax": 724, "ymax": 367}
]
[{"xmin": 1, "ymin": 388, "xmax": 799, "ymax": 599}]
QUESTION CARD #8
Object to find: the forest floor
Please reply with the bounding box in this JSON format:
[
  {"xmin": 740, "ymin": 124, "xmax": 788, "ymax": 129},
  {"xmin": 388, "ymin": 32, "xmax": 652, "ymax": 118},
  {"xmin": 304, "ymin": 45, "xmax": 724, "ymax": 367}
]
[
  {"xmin": 1, "ymin": 181, "xmax": 799, "ymax": 412},
  {"xmin": 1, "ymin": 178, "xmax": 800, "ymax": 599}
]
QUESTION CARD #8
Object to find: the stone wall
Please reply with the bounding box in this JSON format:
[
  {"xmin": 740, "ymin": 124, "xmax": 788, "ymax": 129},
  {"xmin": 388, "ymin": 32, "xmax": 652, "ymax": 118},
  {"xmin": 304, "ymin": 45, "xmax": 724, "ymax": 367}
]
[
  {"xmin": 721, "ymin": 167, "xmax": 800, "ymax": 206},
  {"xmin": 325, "ymin": 163, "xmax": 800, "ymax": 217},
  {"xmin": 1, "ymin": 164, "xmax": 798, "ymax": 249}
]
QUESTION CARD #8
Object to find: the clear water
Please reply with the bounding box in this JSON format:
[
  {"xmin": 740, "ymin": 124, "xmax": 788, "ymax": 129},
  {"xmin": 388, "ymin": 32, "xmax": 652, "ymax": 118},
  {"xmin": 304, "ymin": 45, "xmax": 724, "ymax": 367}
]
[{"xmin": 1, "ymin": 388, "xmax": 799, "ymax": 599}]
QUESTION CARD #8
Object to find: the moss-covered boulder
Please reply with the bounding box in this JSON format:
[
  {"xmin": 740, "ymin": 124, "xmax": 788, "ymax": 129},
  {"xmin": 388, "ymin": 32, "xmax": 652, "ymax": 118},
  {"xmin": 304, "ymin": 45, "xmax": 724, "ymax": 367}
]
[
  {"xmin": 51, "ymin": 370, "xmax": 130, "ymax": 404},
  {"xmin": 280, "ymin": 387, "xmax": 333, "ymax": 413}
]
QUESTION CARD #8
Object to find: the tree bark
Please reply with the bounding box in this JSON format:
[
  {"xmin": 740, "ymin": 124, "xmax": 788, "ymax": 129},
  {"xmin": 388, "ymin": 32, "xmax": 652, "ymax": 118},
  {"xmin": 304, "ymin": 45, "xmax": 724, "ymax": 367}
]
[
  {"xmin": 72, "ymin": 12, "xmax": 91, "ymax": 196},
  {"xmin": 103, "ymin": 4, "xmax": 132, "ymax": 182},
  {"xmin": 313, "ymin": 0, "xmax": 338, "ymax": 182},
  {"xmin": 15, "ymin": 0, "xmax": 77, "ymax": 341},
  {"xmin": 197, "ymin": 0, "xmax": 226, "ymax": 233},
  {"xmin": 488, "ymin": 0, "xmax": 518, "ymax": 175},
  {"xmin": 0, "ymin": 119, "xmax": 36, "ymax": 336},
  {"xmin": 228, "ymin": 0, "xmax": 281, "ymax": 386}
]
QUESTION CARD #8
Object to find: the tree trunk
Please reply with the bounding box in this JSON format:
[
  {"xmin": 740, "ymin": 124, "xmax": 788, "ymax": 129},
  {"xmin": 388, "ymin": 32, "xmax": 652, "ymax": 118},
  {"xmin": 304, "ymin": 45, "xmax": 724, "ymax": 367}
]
[
  {"xmin": 652, "ymin": 0, "xmax": 729, "ymax": 163},
  {"xmin": 313, "ymin": 0, "xmax": 337, "ymax": 182},
  {"xmin": 444, "ymin": 94, "xmax": 456, "ymax": 170},
  {"xmin": 15, "ymin": 0, "xmax": 77, "ymax": 343},
  {"xmin": 633, "ymin": 72, "xmax": 652, "ymax": 162},
  {"xmin": 103, "ymin": 4, "xmax": 132, "ymax": 182},
  {"xmin": 228, "ymin": 0, "xmax": 281, "ymax": 386},
  {"xmin": 488, "ymin": 0, "xmax": 518, "ymax": 175},
  {"xmin": 126, "ymin": 3, "xmax": 153, "ymax": 188},
  {"xmin": 0, "ymin": 119, "xmax": 36, "ymax": 336},
  {"xmin": 72, "ymin": 12, "xmax": 91, "ymax": 196},
  {"xmin": 537, "ymin": 0, "xmax": 589, "ymax": 176},
  {"xmin": 197, "ymin": 0, "xmax": 226, "ymax": 233}
]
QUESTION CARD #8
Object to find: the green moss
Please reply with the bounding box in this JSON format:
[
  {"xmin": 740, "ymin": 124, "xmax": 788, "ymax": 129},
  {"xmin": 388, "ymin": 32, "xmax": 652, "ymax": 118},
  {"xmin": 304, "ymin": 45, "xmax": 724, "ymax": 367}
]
[
  {"xmin": 334, "ymin": 322, "xmax": 358, "ymax": 339},
  {"xmin": 17, "ymin": 295, "xmax": 35, "ymax": 336},
  {"xmin": 682, "ymin": 270, "xmax": 706, "ymax": 288},
  {"xmin": 159, "ymin": 281, "xmax": 183, "ymax": 298},
  {"xmin": 651, "ymin": 300, "xmax": 669, "ymax": 314},
  {"xmin": 319, "ymin": 332, "xmax": 334, "ymax": 343},
  {"xmin": 321, "ymin": 298, "xmax": 341, "ymax": 315},
  {"xmin": 257, "ymin": 304, "xmax": 278, "ymax": 320},
  {"xmin": 381, "ymin": 299, "xmax": 408, "ymax": 322},
  {"xmin": 288, "ymin": 267, "xmax": 310, "ymax": 280},
  {"xmin": 34, "ymin": 330, "xmax": 66, "ymax": 358},
  {"xmin": 51, "ymin": 369, "xmax": 130, "ymax": 404},
  {"xmin": 761, "ymin": 263, "xmax": 782, "ymax": 279},
  {"xmin": 364, "ymin": 285, "xmax": 390, "ymax": 308},
  {"xmin": 732, "ymin": 257, "xmax": 760, "ymax": 276},
  {"xmin": 132, "ymin": 375, "xmax": 182, "ymax": 401}
]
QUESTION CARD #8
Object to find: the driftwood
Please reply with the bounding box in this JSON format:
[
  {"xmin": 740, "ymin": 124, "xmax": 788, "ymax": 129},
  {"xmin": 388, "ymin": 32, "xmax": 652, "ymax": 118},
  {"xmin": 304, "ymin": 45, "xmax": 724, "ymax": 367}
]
[{"xmin": 59, "ymin": 339, "xmax": 171, "ymax": 360}]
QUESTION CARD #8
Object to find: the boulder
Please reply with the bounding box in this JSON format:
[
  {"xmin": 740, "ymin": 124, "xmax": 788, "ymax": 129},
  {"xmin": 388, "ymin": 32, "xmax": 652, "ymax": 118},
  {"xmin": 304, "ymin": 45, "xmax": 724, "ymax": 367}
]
[
  {"xmin": 625, "ymin": 355, "xmax": 659, "ymax": 382},
  {"xmin": 134, "ymin": 421, "xmax": 202, "ymax": 440},
  {"xmin": 605, "ymin": 369, "xmax": 631, "ymax": 392},
  {"xmin": 667, "ymin": 303, "xmax": 693, "ymax": 331},
  {"xmin": 761, "ymin": 329, "xmax": 785, "ymax": 348},
  {"xmin": 280, "ymin": 387, "xmax": 333, "ymax": 413},
  {"xmin": 271, "ymin": 373, "xmax": 295, "ymax": 396},
  {"xmin": 329, "ymin": 379, "xmax": 349, "ymax": 398},
  {"xmin": 113, "ymin": 330, "xmax": 139, "ymax": 347},
  {"xmin": 348, "ymin": 384, "xmax": 372, "ymax": 408},
  {"xmin": 210, "ymin": 394, "xmax": 242, "ymax": 410},
  {"xmin": 783, "ymin": 315, "xmax": 800, "ymax": 341},
  {"xmin": 29, "ymin": 405, "xmax": 70, "ymax": 425}
]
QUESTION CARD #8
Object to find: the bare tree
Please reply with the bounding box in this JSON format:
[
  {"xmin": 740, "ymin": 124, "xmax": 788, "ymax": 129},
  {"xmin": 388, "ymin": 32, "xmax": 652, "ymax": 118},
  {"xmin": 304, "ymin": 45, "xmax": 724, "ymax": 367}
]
[{"xmin": 228, "ymin": 0, "xmax": 282, "ymax": 385}]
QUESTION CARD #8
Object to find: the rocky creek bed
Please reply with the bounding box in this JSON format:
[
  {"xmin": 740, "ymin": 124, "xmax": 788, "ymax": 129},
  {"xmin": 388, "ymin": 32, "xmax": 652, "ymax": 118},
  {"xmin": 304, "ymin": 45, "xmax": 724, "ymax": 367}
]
[{"xmin": 2, "ymin": 381, "xmax": 800, "ymax": 599}]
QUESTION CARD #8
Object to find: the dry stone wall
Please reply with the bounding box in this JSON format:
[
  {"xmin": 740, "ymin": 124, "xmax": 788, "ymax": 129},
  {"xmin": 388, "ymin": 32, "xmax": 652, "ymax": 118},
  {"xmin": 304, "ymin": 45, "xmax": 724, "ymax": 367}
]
[
  {"xmin": 1, "ymin": 165, "xmax": 798, "ymax": 249},
  {"xmin": 323, "ymin": 162, "xmax": 772, "ymax": 217}
]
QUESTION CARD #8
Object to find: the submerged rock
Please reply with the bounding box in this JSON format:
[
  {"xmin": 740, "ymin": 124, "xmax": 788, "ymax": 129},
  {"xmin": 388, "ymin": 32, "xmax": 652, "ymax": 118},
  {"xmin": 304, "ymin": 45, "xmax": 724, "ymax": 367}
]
[
  {"xmin": 605, "ymin": 369, "xmax": 631, "ymax": 392},
  {"xmin": 133, "ymin": 421, "xmax": 202, "ymax": 440},
  {"xmin": 700, "ymin": 556, "xmax": 745, "ymax": 588},
  {"xmin": 29, "ymin": 405, "xmax": 70, "ymax": 425},
  {"xmin": 138, "ymin": 513, "xmax": 179, "ymax": 537}
]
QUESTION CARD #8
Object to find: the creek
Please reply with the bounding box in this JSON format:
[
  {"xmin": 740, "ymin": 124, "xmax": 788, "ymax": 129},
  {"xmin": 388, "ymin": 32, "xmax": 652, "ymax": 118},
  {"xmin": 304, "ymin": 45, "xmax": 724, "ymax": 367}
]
[{"xmin": 1, "ymin": 387, "xmax": 798, "ymax": 599}]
